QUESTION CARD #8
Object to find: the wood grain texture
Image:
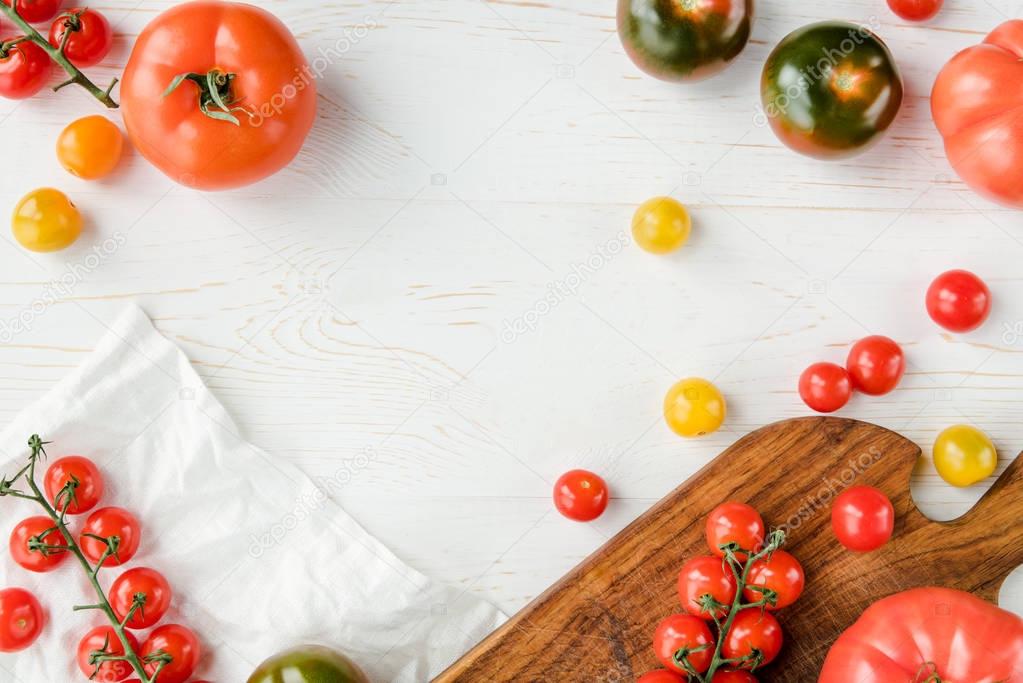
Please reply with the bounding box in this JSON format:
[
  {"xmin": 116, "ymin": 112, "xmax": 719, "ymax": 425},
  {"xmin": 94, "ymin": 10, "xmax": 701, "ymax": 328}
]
[{"xmin": 437, "ymin": 417, "xmax": 1023, "ymax": 682}]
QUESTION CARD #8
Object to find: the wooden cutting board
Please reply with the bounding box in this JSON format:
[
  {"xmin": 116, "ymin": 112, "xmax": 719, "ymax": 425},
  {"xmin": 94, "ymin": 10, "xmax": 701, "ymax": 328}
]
[{"xmin": 436, "ymin": 417, "xmax": 1023, "ymax": 682}]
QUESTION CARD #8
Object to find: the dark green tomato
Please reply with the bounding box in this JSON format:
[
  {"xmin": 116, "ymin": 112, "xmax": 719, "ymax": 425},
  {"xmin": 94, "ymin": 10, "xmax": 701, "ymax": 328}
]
[
  {"xmin": 618, "ymin": 0, "xmax": 754, "ymax": 82},
  {"xmin": 246, "ymin": 645, "xmax": 370, "ymax": 683},
  {"xmin": 760, "ymin": 21, "xmax": 903, "ymax": 159}
]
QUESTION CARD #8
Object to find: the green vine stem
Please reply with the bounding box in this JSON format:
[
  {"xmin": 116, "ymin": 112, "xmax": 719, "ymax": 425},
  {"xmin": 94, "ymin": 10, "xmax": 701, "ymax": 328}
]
[
  {"xmin": 0, "ymin": 436, "xmax": 164, "ymax": 682},
  {"xmin": 0, "ymin": 5, "xmax": 118, "ymax": 108}
]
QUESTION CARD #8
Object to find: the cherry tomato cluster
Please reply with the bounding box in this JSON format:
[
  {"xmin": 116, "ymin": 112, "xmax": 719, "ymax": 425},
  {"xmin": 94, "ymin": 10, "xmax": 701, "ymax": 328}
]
[
  {"xmin": 3, "ymin": 452, "xmax": 203, "ymax": 682},
  {"xmin": 799, "ymin": 335, "xmax": 905, "ymax": 413},
  {"xmin": 640, "ymin": 503, "xmax": 805, "ymax": 682}
]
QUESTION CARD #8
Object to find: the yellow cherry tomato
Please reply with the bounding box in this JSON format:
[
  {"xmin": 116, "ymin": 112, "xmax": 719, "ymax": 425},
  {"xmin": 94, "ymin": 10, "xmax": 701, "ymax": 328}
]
[
  {"xmin": 932, "ymin": 424, "xmax": 998, "ymax": 487},
  {"xmin": 12, "ymin": 188, "xmax": 83, "ymax": 253},
  {"xmin": 663, "ymin": 377, "xmax": 726, "ymax": 438},
  {"xmin": 56, "ymin": 115, "xmax": 124, "ymax": 180},
  {"xmin": 632, "ymin": 196, "xmax": 692, "ymax": 254}
]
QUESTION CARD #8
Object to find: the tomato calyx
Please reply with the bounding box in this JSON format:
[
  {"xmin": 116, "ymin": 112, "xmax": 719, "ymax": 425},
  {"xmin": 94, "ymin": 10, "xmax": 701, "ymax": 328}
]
[
  {"xmin": 164, "ymin": 68, "xmax": 255, "ymax": 126},
  {"xmin": 914, "ymin": 662, "xmax": 945, "ymax": 683},
  {"xmin": 0, "ymin": 35, "xmax": 32, "ymax": 59}
]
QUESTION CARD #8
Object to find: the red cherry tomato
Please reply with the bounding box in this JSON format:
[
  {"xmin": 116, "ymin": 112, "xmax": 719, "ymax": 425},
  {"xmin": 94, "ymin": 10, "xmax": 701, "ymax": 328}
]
[
  {"xmin": 48, "ymin": 7, "xmax": 111, "ymax": 67},
  {"xmin": 80, "ymin": 507, "xmax": 142, "ymax": 567},
  {"xmin": 637, "ymin": 670, "xmax": 685, "ymax": 683},
  {"xmin": 705, "ymin": 502, "xmax": 765, "ymax": 560},
  {"xmin": 677, "ymin": 555, "xmax": 737, "ymax": 620},
  {"xmin": 652, "ymin": 613, "xmax": 714, "ymax": 675},
  {"xmin": 846, "ymin": 336, "xmax": 905, "ymax": 396},
  {"xmin": 926, "ymin": 269, "xmax": 991, "ymax": 333},
  {"xmin": 712, "ymin": 672, "xmax": 758, "ymax": 683},
  {"xmin": 9, "ymin": 515, "xmax": 68, "ymax": 572},
  {"xmin": 723, "ymin": 609, "xmax": 784, "ymax": 668},
  {"xmin": 76, "ymin": 625, "xmax": 140, "ymax": 682},
  {"xmin": 109, "ymin": 567, "xmax": 172, "ymax": 629},
  {"xmin": 44, "ymin": 454, "xmax": 103, "ymax": 514},
  {"xmin": 832, "ymin": 485, "xmax": 895, "ymax": 552},
  {"xmin": 743, "ymin": 549, "xmax": 805, "ymax": 610},
  {"xmin": 140, "ymin": 624, "xmax": 201, "ymax": 683},
  {"xmin": 798, "ymin": 362, "xmax": 853, "ymax": 413},
  {"xmin": 553, "ymin": 469, "xmax": 609, "ymax": 522},
  {"xmin": 2, "ymin": 0, "xmax": 62, "ymax": 23},
  {"xmin": 887, "ymin": 0, "xmax": 943, "ymax": 21},
  {"xmin": 0, "ymin": 38, "xmax": 51, "ymax": 99},
  {"xmin": 0, "ymin": 587, "xmax": 44, "ymax": 652}
]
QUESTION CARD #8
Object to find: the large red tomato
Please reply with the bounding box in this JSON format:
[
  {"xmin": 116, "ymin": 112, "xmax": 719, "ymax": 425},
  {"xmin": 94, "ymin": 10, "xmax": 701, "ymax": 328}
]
[
  {"xmin": 121, "ymin": 1, "xmax": 316, "ymax": 191},
  {"xmin": 819, "ymin": 587, "xmax": 1023, "ymax": 682},
  {"xmin": 932, "ymin": 20, "xmax": 1023, "ymax": 208}
]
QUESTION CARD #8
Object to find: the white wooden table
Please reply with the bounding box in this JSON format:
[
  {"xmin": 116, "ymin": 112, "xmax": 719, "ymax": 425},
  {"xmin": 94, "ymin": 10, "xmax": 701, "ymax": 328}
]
[{"xmin": 1, "ymin": 0, "xmax": 1020, "ymax": 633}]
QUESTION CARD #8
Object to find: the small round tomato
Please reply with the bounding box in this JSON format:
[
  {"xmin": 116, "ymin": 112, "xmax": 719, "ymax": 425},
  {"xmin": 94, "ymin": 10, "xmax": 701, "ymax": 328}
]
[
  {"xmin": 926, "ymin": 270, "xmax": 991, "ymax": 333},
  {"xmin": 705, "ymin": 502, "xmax": 765, "ymax": 560},
  {"xmin": 632, "ymin": 197, "xmax": 692, "ymax": 254},
  {"xmin": 887, "ymin": 0, "xmax": 943, "ymax": 21},
  {"xmin": 846, "ymin": 335, "xmax": 905, "ymax": 396},
  {"xmin": 553, "ymin": 470, "xmax": 609, "ymax": 522},
  {"xmin": 48, "ymin": 8, "xmax": 111, "ymax": 67},
  {"xmin": 933, "ymin": 424, "xmax": 998, "ymax": 487},
  {"xmin": 76, "ymin": 625, "xmax": 140, "ymax": 682},
  {"xmin": 677, "ymin": 555, "xmax": 737, "ymax": 620},
  {"xmin": 722, "ymin": 609, "xmax": 783, "ymax": 668},
  {"xmin": 109, "ymin": 567, "xmax": 172, "ymax": 629},
  {"xmin": 652, "ymin": 613, "xmax": 714, "ymax": 675},
  {"xmin": 713, "ymin": 671, "xmax": 758, "ymax": 683},
  {"xmin": 44, "ymin": 454, "xmax": 103, "ymax": 513},
  {"xmin": 80, "ymin": 506, "xmax": 141, "ymax": 567},
  {"xmin": 744, "ymin": 549, "xmax": 805, "ymax": 610},
  {"xmin": 140, "ymin": 624, "xmax": 200, "ymax": 683},
  {"xmin": 0, "ymin": 587, "xmax": 44, "ymax": 652},
  {"xmin": 831, "ymin": 485, "xmax": 894, "ymax": 552},
  {"xmin": 248, "ymin": 645, "xmax": 369, "ymax": 683},
  {"xmin": 2, "ymin": 0, "xmax": 62, "ymax": 23},
  {"xmin": 11, "ymin": 188, "xmax": 83, "ymax": 253},
  {"xmin": 637, "ymin": 670, "xmax": 685, "ymax": 683},
  {"xmin": 0, "ymin": 38, "xmax": 51, "ymax": 99},
  {"xmin": 798, "ymin": 362, "xmax": 852, "ymax": 413},
  {"xmin": 664, "ymin": 378, "xmax": 726, "ymax": 438},
  {"xmin": 56, "ymin": 115, "xmax": 124, "ymax": 180},
  {"xmin": 9, "ymin": 516, "xmax": 67, "ymax": 572}
]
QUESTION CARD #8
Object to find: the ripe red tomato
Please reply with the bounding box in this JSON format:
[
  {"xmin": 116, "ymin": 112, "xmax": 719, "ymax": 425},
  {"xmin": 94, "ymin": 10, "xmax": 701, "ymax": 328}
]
[
  {"xmin": 110, "ymin": 567, "xmax": 172, "ymax": 629},
  {"xmin": 48, "ymin": 8, "xmax": 111, "ymax": 67},
  {"xmin": 925, "ymin": 269, "xmax": 991, "ymax": 333},
  {"xmin": 722, "ymin": 609, "xmax": 783, "ymax": 668},
  {"xmin": 121, "ymin": 1, "xmax": 317, "ymax": 190},
  {"xmin": 9, "ymin": 515, "xmax": 68, "ymax": 572},
  {"xmin": 712, "ymin": 672, "xmax": 758, "ymax": 683},
  {"xmin": 44, "ymin": 454, "xmax": 104, "ymax": 514},
  {"xmin": 652, "ymin": 614, "xmax": 714, "ymax": 675},
  {"xmin": 705, "ymin": 502, "xmax": 765, "ymax": 560},
  {"xmin": 637, "ymin": 670, "xmax": 685, "ymax": 683},
  {"xmin": 76, "ymin": 625, "xmax": 140, "ymax": 682},
  {"xmin": 0, "ymin": 587, "xmax": 44, "ymax": 652},
  {"xmin": 798, "ymin": 362, "xmax": 852, "ymax": 413},
  {"xmin": 80, "ymin": 506, "xmax": 142, "ymax": 567},
  {"xmin": 140, "ymin": 624, "xmax": 201, "ymax": 683},
  {"xmin": 553, "ymin": 469, "xmax": 609, "ymax": 522},
  {"xmin": 2, "ymin": 0, "xmax": 62, "ymax": 23},
  {"xmin": 887, "ymin": 0, "xmax": 942, "ymax": 21},
  {"xmin": 845, "ymin": 336, "xmax": 904, "ymax": 396},
  {"xmin": 0, "ymin": 38, "xmax": 51, "ymax": 99},
  {"xmin": 831, "ymin": 485, "xmax": 894, "ymax": 552},
  {"xmin": 677, "ymin": 555, "xmax": 736, "ymax": 620},
  {"xmin": 743, "ymin": 549, "xmax": 804, "ymax": 610}
]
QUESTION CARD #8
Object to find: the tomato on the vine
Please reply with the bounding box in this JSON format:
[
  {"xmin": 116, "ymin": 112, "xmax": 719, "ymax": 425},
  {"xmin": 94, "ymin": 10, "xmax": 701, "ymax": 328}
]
[
  {"xmin": 0, "ymin": 38, "xmax": 51, "ymax": 99},
  {"xmin": 637, "ymin": 670, "xmax": 685, "ymax": 683},
  {"xmin": 80, "ymin": 506, "xmax": 141, "ymax": 567},
  {"xmin": 0, "ymin": 587, "xmax": 44, "ymax": 652},
  {"xmin": 48, "ymin": 8, "xmax": 112, "ymax": 67},
  {"xmin": 664, "ymin": 378, "xmax": 726, "ymax": 438},
  {"xmin": 44, "ymin": 454, "xmax": 103, "ymax": 513},
  {"xmin": 677, "ymin": 555, "xmax": 736, "ymax": 620},
  {"xmin": 110, "ymin": 567, "xmax": 172, "ymax": 629},
  {"xmin": 652, "ymin": 613, "xmax": 714, "ymax": 675},
  {"xmin": 932, "ymin": 424, "xmax": 998, "ymax": 487},
  {"xmin": 76, "ymin": 625, "xmax": 140, "ymax": 682},
  {"xmin": 722, "ymin": 609, "xmax": 783, "ymax": 667},
  {"xmin": 632, "ymin": 197, "xmax": 692, "ymax": 254},
  {"xmin": 56, "ymin": 115, "xmax": 124, "ymax": 180},
  {"xmin": 705, "ymin": 502, "xmax": 765, "ymax": 560},
  {"xmin": 553, "ymin": 470, "xmax": 608, "ymax": 522},
  {"xmin": 798, "ymin": 362, "xmax": 852, "ymax": 413},
  {"xmin": 846, "ymin": 335, "xmax": 905, "ymax": 396},
  {"xmin": 140, "ymin": 624, "xmax": 201, "ymax": 683},
  {"xmin": 743, "ymin": 549, "xmax": 804, "ymax": 610},
  {"xmin": 9, "ymin": 515, "xmax": 67, "ymax": 572},
  {"xmin": 926, "ymin": 270, "xmax": 991, "ymax": 333},
  {"xmin": 3, "ymin": 0, "xmax": 61, "ymax": 23},
  {"xmin": 887, "ymin": 0, "xmax": 943, "ymax": 21},
  {"xmin": 831, "ymin": 485, "xmax": 894, "ymax": 552}
]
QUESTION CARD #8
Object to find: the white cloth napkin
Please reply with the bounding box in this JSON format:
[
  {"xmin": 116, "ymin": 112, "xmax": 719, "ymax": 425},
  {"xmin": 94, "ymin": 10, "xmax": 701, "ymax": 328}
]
[{"xmin": 0, "ymin": 305, "xmax": 504, "ymax": 682}]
